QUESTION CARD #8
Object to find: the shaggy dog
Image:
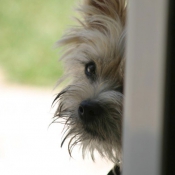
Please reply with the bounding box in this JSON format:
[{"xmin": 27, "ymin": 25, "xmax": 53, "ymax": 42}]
[{"xmin": 53, "ymin": 0, "xmax": 126, "ymax": 174}]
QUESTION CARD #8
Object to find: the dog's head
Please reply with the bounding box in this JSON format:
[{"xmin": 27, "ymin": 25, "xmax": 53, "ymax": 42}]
[{"xmin": 53, "ymin": 0, "xmax": 126, "ymax": 164}]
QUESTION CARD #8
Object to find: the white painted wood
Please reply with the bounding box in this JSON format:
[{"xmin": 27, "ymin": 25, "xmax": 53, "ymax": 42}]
[{"xmin": 123, "ymin": 1, "xmax": 168, "ymax": 175}]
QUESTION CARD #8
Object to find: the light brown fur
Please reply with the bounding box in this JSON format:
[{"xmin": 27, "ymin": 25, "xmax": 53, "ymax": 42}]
[{"xmin": 53, "ymin": 0, "xmax": 126, "ymax": 173}]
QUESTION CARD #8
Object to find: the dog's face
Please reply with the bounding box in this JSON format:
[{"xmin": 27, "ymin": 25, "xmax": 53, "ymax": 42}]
[{"xmin": 53, "ymin": 0, "xmax": 126, "ymax": 164}]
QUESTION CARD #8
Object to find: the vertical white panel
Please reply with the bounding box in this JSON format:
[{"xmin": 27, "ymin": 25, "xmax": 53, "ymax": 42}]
[{"xmin": 123, "ymin": 1, "xmax": 168, "ymax": 175}]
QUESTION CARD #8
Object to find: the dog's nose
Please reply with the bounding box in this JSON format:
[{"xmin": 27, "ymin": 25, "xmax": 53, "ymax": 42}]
[{"xmin": 78, "ymin": 100, "xmax": 103, "ymax": 122}]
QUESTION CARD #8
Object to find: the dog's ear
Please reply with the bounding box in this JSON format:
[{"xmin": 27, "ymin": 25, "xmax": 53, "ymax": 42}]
[{"xmin": 83, "ymin": 0, "xmax": 126, "ymax": 26}]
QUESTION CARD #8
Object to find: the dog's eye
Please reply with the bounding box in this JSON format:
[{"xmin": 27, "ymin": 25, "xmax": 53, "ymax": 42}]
[
  {"xmin": 85, "ymin": 62, "xmax": 96, "ymax": 78},
  {"xmin": 115, "ymin": 86, "xmax": 123, "ymax": 94}
]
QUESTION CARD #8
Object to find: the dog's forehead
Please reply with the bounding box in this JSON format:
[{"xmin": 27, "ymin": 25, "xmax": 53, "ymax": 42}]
[
  {"xmin": 79, "ymin": 37, "xmax": 123, "ymax": 63},
  {"xmin": 78, "ymin": 27, "xmax": 125, "ymax": 63}
]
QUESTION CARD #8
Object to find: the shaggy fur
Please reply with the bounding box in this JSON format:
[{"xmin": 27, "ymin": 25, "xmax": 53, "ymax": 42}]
[{"xmin": 53, "ymin": 0, "xmax": 126, "ymax": 174}]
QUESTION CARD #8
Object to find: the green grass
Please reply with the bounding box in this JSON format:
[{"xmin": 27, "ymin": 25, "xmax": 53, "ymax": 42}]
[{"xmin": 0, "ymin": 0, "xmax": 78, "ymax": 86}]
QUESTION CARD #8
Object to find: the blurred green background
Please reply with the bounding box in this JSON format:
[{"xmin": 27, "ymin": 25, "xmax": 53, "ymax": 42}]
[{"xmin": 0, "ymin": 0, "xmax": 78, "ymax": 87}]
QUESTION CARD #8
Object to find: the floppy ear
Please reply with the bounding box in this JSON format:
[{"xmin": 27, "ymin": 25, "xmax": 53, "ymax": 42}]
[{"xmin": 84, "ymin": 0, "xmax": 126, "ymax": 26}]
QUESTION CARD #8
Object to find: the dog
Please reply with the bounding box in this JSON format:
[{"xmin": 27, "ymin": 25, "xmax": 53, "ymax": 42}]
[{"xmin": 53, "ymin": 0, "xmax": 126, "ymax": 174}]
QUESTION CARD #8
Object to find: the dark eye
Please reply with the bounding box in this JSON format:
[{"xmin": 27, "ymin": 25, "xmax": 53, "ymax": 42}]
[
  {"xmin": 115, "ymin": 86, "xmax": 123, "ymax": 94},
  {"xmin": 85, "ymin": 62, "xmax": 96, "ymax": 78}
]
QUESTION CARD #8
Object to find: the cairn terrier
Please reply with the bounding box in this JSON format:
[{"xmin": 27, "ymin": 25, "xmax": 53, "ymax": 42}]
[{"xmin": 53, "ymin": 0, "xmax": 126, "ymax": 174}]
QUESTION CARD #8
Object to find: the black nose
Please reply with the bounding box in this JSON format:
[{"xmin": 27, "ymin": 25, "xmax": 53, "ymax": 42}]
[{"xmin": 78, "ymin": 100, "xmax": 103, "ymax": 122}]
